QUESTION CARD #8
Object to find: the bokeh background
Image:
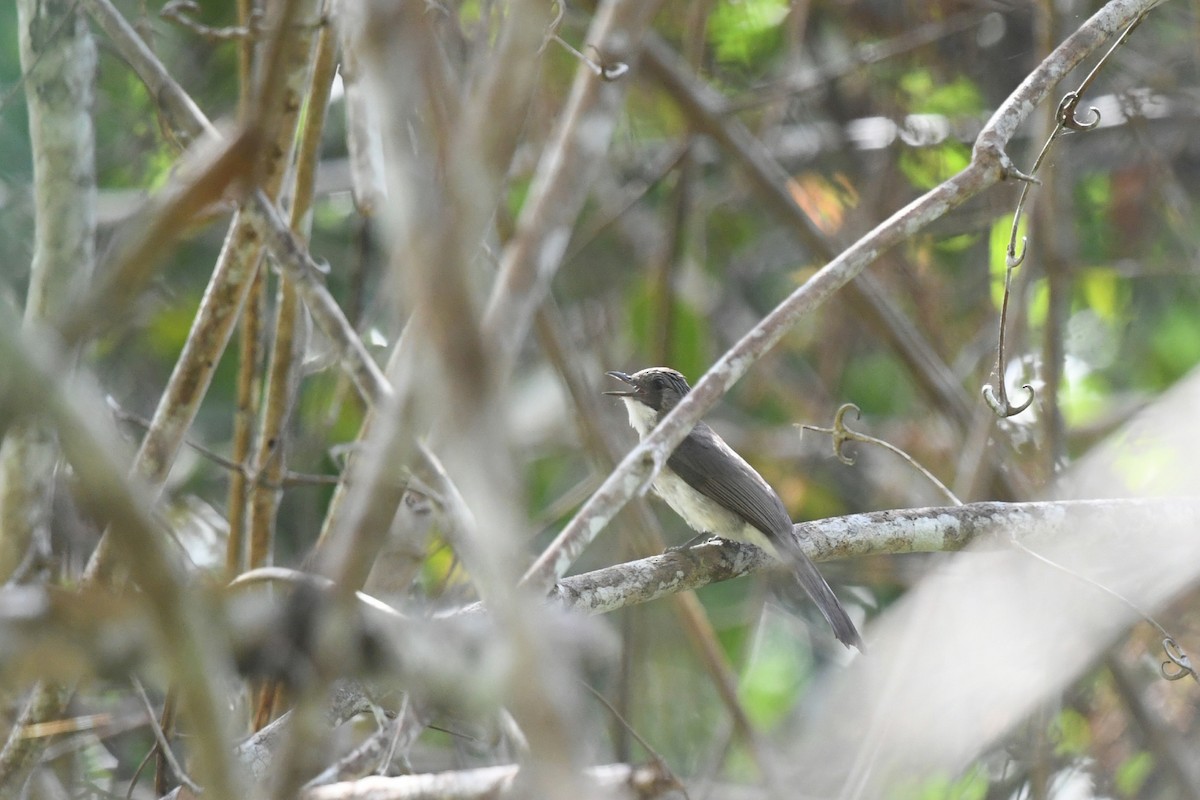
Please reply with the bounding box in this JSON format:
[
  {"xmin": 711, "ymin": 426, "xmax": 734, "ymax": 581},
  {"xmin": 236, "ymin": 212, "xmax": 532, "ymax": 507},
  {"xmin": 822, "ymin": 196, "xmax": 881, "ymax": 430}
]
[{"xmin": 2, "ymin": 0, "xmax": 1200, "ymax": 797}]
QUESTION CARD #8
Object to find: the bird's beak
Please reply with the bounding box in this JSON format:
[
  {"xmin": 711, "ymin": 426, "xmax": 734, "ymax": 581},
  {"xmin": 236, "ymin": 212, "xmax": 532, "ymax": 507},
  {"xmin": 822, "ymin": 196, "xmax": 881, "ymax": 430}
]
[{"xmin": 603, "ymin": 371, "xmax": 637, "ymax": 396}]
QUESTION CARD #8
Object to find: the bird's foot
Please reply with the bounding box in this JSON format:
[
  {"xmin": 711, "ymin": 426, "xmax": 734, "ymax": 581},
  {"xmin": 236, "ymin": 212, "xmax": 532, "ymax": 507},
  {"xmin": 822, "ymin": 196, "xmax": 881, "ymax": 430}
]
[{"xmin": 665, "ymin": 533, "xmax": 723, "ymax": 553}]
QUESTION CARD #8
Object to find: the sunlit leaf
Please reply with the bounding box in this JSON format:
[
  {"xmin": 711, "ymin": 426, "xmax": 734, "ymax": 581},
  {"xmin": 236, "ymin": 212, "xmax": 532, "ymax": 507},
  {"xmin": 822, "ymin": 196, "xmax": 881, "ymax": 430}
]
[
  {"xmin": 738, "ymin": 617, "xmax": 812, "ymax": 729},
  {"xmin": 1052, "ymin": 707, "xmax": 1091, "ymax": 756},
  {"xmin": 709, "ymin": 0, "xmax": 789, "ymax": 66},
  {"xmin": 1115, "ymin": 751, "xmax": 1155, "ymax": 797},
  {"xmin": 1078, "ymin": 266, "xmax": 1127, "ymax": 321},
  {"xmin": 840, "ymin": 352, "xmax": 915, "ymax": 415},
  {"xmin": 900, "ymin": 69, "xmax": 985, "ymax": 115},
  {"xmin": 898, "ymin": 140, "xmax": 970, "ymax": 191}
]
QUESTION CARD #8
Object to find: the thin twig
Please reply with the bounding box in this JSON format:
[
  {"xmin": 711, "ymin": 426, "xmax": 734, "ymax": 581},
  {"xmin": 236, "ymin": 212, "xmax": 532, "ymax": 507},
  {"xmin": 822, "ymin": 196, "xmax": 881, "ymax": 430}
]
[
  {"xmin": 983, "ymin": 10, "xmax": 1149, "ymax": 418},
  {"xmin": 131, "ymin": 678, "xmax": 200, "ymax": 794},
  {"xmin": 108, "ymin": 399, "xmax": 340, "ymax": 489},
  {"xmin": 802, "ymin": 403, "xmax": 962, "ymax": 507},
  {"xmin": 1013, "ymin": 540, "xmax": 1197, "ymax": 684},
  {"xmin": 160, "ymin": 0, "xmax": 261, "ymax": 41}
]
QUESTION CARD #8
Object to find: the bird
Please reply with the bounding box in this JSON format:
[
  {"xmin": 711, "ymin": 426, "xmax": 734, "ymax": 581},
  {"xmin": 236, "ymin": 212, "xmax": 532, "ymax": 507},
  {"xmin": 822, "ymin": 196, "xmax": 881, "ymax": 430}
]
[{"xmin": 605, "ymin": 367, "xmax": 863, "ymax": 650}]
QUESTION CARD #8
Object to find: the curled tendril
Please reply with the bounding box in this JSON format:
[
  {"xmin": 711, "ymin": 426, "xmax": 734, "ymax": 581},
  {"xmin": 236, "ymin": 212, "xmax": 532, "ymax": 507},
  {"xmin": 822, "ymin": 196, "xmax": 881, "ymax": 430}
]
[
  {"xmin": 539, "ymin": 0, "xmax": 566, "ymax": 54},
  {"xmin": 801, "ymin": 404, "xmax": 961, "ymax": 505},
  {"xmin": 1006, "ymin": 235, "xmax": 1027, "ymax": 270},
  {"xmin": 540, "ymin": 3, "xmax": 628, "ymax": 82},
  {"xmin": 1161, "ymin": 637, "xmax": 1198, "ymax": 683},
  {"xmin": 1057, "ymin": 91, "xmax": 1102, "ymax": 132},
  {"xmin": 829, "ymin": 403, "xmax": 861, "ymax": 465},
  {"xmin": 982, "ymin": 382, "xmax": 1035, "ymax": 417}
]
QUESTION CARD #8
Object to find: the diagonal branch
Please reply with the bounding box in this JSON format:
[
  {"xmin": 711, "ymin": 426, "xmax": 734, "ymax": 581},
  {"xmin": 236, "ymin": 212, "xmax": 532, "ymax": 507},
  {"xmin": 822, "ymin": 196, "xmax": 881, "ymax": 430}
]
[{"xmin": 521, "ymin": 0, "xmax": 1160, "ymax": 594}]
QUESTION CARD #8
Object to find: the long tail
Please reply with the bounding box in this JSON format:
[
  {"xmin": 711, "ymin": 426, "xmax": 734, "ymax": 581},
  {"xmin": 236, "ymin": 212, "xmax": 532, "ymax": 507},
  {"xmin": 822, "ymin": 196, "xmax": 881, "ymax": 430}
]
[{"xmin": 782, "ymin": 545, "xmax": 864, "ymax": 651}]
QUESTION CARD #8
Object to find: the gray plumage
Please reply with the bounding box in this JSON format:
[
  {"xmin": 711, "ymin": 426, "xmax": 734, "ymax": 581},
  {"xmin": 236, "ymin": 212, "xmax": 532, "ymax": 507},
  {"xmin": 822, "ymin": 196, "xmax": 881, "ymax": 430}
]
[{"xmin": 605, "ymin": 367, "xmax": 862, "ymax": 650}]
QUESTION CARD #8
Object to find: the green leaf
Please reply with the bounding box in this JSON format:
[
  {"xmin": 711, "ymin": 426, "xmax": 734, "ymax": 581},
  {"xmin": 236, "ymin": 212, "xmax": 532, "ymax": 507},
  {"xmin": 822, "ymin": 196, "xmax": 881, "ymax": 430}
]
[
  {"xmin": 897, "ymin": 140, "xmax": 970, "ymax": 191},
  {"xmin": 891, "ymin": 768, "xmax": 989, "ymax": 800},
  {"xmin": 738, "ymin": 617, "xmax": 812, "ymax": 729},
  {"xmin": 1052, "ymin": 707, "xmax": 1091, "ymax": 756},
  {"xmin": 626, "ymin": 278, "xmax": 710, "ymax": 381},
  {"xmin": 1115, "ymin": 751, "xmax": 1154, "ymax": 797},
  {"xmin": 933, "ymin": 232, "xmax": 979, "ymax": 255},
  {"xmin": 709, "ymin": 0, "xmax": 789, "ymax": 66},
  {"xmin": 1147, "ymin": 305, "xmax": 1200, "ymax": 387},
  {"xmin": 900, "ymin": 70, "xmax": 985, "ymax": 116},
  {"xmin": 840, "ymin": 352, "xmax": 914, "ymax": 416},
  {"xmin": 1077, "ymin": 266, "xmax": 1127, "ymax": 321}
]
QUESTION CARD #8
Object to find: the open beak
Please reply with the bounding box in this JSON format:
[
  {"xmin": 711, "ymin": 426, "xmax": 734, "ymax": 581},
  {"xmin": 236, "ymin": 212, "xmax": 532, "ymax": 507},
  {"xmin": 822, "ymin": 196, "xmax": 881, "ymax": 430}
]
[{"xmin": 603, "ymin": 371, "xmax": 637, "ymax": 396}]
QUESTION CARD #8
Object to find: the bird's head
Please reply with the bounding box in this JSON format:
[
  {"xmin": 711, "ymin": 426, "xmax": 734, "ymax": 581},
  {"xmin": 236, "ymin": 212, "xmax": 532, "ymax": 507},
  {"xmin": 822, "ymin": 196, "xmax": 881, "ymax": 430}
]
[{"xmin": 604, "ymin": 367, "xmax": 692, "ymax": 414}]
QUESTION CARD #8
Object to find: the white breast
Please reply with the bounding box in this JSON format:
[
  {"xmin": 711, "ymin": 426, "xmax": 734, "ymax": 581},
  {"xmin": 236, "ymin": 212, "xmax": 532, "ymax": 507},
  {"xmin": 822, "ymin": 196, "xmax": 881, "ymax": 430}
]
[
  {"xmin": 620, "ymin": 397, "xmax": 658, "ymax": 438},
  {"xmin": 619, "ymin": 397, "xmax": 778, "ymax": 557}
]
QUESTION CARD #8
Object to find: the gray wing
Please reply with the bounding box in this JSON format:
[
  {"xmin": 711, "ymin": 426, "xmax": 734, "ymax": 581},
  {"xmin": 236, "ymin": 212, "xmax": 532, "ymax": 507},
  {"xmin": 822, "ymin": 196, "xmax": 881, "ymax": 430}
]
[
  {"xmin": 666, "ymin": 423, "xmax": 793, "ymax": 538},
  {"xmin": 668, "ymin": 423, "xmax": 864, "ymax": 650}
]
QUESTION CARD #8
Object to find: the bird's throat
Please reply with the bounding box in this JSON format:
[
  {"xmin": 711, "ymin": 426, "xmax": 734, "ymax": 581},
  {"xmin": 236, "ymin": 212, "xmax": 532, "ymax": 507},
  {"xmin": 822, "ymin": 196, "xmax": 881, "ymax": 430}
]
[{"xmin": 620, "ymin": 397, "xmax": 659, "ymax": 439}]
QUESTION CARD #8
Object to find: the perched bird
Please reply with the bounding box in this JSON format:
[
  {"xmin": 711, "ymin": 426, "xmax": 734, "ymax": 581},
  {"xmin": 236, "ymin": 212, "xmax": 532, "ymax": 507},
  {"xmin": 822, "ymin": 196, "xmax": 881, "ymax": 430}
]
[{"xmin": 605, "ymin": 367, "xmax": 862, "ymax": 650}]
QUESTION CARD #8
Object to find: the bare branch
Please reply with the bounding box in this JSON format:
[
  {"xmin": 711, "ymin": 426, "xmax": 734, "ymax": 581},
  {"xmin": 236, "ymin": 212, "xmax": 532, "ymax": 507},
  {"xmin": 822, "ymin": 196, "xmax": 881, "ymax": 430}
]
[
  {"xmin": 551, "ymin": 499, "xmax": 1200, "ymax": 616},
  {"xmin": 0, "ymin": 320, "xmax": 246, "ymax": 798},
  {"xmin": 301, "ymin": 762, "xmax": 680, "ymax": 800},
  {"xmin": 521, "ymin": 0, "xmax": 1160, "ymax": 593}
]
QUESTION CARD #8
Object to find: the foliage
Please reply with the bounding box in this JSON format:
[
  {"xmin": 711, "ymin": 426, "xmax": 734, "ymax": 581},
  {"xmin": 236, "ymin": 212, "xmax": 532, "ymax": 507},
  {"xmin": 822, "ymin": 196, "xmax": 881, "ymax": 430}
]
[{"xmin": 1, "ymin": 0, "xmax": 1199, "ymax": 798}]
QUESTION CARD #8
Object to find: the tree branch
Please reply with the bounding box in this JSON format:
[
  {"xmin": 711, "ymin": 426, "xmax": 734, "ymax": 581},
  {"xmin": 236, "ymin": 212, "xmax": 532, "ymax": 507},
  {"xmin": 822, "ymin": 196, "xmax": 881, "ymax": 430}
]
[
  {"xmin": 521, "ymin": 0, "xmax": 1159, "ymax": 594},
  {"xmin": 551, "ymin": 498, "xmax": 1197, "ymax": 616}
]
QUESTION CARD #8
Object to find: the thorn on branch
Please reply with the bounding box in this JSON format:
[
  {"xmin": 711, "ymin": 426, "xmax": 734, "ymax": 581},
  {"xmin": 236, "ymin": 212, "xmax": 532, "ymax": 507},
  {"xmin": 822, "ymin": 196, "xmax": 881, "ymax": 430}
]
[{"xmin": 997, "ymin": 151, "xmax": 1041, "ymax": 185}]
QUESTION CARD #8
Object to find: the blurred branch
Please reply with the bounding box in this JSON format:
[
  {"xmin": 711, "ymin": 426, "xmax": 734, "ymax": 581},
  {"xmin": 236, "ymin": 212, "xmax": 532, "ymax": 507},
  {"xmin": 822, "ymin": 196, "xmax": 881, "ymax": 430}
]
[
  {"xmin": 522, "ymin": 0, "xmax": 1159, "ymax": 593},
  {"xmin": 300, "ymin": 762, "xmax": 680, "ymax": 800},
  {"xmin": 1109, "ymin": 658, "xmax": 1200, "ymax": 796},
  {"xmin": 0, "ymin": 321, "xmax": 244, "ymax": 797},
  {"xmin": 244, "ymin": 191, "xmax": 392, "ymax": 405},
  {"xmin": 79, "ymin": 0, "xmax": 388, "ymax": 407},
  {"xmin": 79, "ymin": 0, "xmax": 215, "ymax": 145},
  {"xmin": 725, "ymin": 10, "xmax": 987, "ymax": 113},
  {"xmin": 56, "ymin": 130, "xmax": 257, "ymax": 347},
  {"xmin": 482, "ymin": 0, "xmax": 665, "ymax": 377},
  {"xmin": 300, "ymin": 698, "xmax": 429, "ymax": 788},
  {"xmin": 247, "ymin": 11, "xmax": 337, "ymax": 572},
  {"xmin": 332, "ymin": 0, "xmax": 385, "ymax": 215},
  {"xmin": 161, "ymin": 0, "xmax": 261, "ymax": 41},
  {"xmin": 1, "ymin": 0, "xmax": 98, "ymax": 582},
  {"xmin": 227, "ymin": 252, "xmax": 266, "ymax": 577}
]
